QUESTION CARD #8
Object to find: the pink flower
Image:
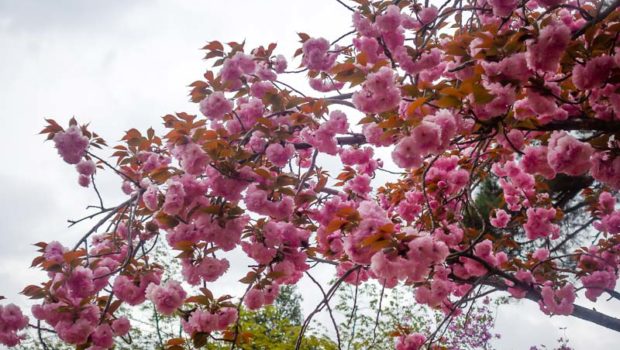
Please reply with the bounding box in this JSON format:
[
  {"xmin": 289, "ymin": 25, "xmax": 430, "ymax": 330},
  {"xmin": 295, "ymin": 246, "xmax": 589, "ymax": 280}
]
[
  {"xmin": 200, "ymin": 92, "xmax": 233, "ymax": 121},
  {"xmin": 66, "ymin": 266, "xmax": 95, "ymax": 299},
  {"xmin": 113, "ymin": 275, "xmax": 146, "ymax": 306},
  {"xmin": 539, "ymin": 283, "xmax": 575, "ymax": 316},
  {"xmin": 143, "ymin": 185, "xmax": 159, "ymax": 211},
  {"xmin": 353, "ymin": 37, "xmax": 381, "ymax": 64},
  {"xmin": 0, "ymin": 304, "xmax": 28, "ymax": 347},
  {"xmin": 56, "ymin": 319, "xmax": 94, "ymax": 345},
  {"xmin": 146, "ymin": 280, "xmax": 187, "ymax": 315},
  {"xmin": 410, "ymin": 121, "xmax": 442, "ymax": 154},
  {"xmin": 392, "ymin": 135, "xmax": 423, "ymax": 169},
  {"xmin": 418, "ymin": 6, "xmax": 438, "ymax": 25},
  {"xmin": 352, "ymin": 67, "xmax": 401, "ymax": 114},
  {"xmin": 302, "ymin": 38, "xmax": 337, "ymax": 72},
  {"xmin": 273, "ymin": 55, "xmax": 287, "ymax": 73},
  {"xmin": 215, "ymin": 307, "xmax": 238, "ymax": 330},
  {"xmin": 524, "ymin": 207, "xmax": 560, "ymax": 240},
  {"xmin": 78, "ymin": 174, "xmax": 91, "ymax": 187},
  {"xmin": 265, "ymin": 143, "xmax": 295, "ymax": 167},
  {"xmin": 490, "ymin": 209, "xmax": 511, "ymax": 228},
  {"xmin": 526, "ymin": 20, "xmax": 570, "ymax": 72},
  {"xmin": 591, "ymin": 152, "xmax": 620, "ymax": 189},
  {"xmin": 547, "ymin": 131, "xmax": 593, "ymax": 176},
  {"xmin": 111, "ymin": 317, "xmax": 130, "ymax": 336},
  {"xmin": 162, "ymin": 179, "xmax": 185, "ymax": 215},
  {"xmin": 53, "ymin": 125, "xmax": 89, "ymax": 164},
  {"xmin": 244, "ymin": 288, "xmax": 265, "ymax": 310},
  {"xmin": 572, "ymin": 55, "xmax": 614, "ymax": 90},
  {"xmin": 90, "ymin": 324, "xmax": 114, "ymax": 348},
  {"xmin": 182, "ymin": 309, "xmax": 218, "ymax": 335},
  {"xmin": 507, "ymin": 270, "xmax": 534, "ymax": 298},
  {"xmin": 352, "ymin": 12, "xmax": 379, "ymax": 37},
  {"xmin": 533, "ymin": 248, "xmax": 550, "ymax": 261},
  {"xmin": 182, "ymin": 257, "xmax": 229, "ymax": 285},
  {"xmin": 309, "ymin": 78, "xmax": 345, "ymax": 92},
  {"xmin": 220, "ymin": 52, "xmax": 256, "ymax": 90},
  {"xmin": 76, "ymin": 159, "xmax": 96, "ymax": 176},
  {"xmin": 581, "ymin": 270, "xmax": 616, "ymax": 302},
  {"xmin": 345, "ymin": 174, "xmax": 372, "ymax": 197},
  {"xmin": 376, "ymin": 5, "xmax": 401, "ymax": 32},
  {"xmin": 175, "ymin": 143, "xmax": 209, "ymax": 175},
  {"xmin": 395, "ymin": 333, "xmax": 426, "ymax": 350},
  {"xmin": 521, "ymin": 146, "xmax": 556, "ymax": 179},
  {"xmin": 488, "ymin": 0, "xmax": 517, "ymax": 17},
  {"xmin": 44, "ymin": 241, "xmax": 66, "ymax": 264}
]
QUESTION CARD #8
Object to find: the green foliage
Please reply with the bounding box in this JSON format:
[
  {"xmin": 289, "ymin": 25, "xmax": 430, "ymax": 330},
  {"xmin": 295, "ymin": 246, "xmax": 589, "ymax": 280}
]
[{"xmin": 207, "ymin": 285, "xmax": 336, "ymax": 350}]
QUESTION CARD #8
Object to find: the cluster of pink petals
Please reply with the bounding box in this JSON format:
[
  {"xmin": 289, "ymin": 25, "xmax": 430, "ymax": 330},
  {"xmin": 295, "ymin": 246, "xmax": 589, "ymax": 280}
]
[
  {"xmin": 301, "ymin": 110, "xmax": 349, "ymax": 155},
  {"xmin": 172, "ymin": 142, "xmax": 210, "ymax": 175},
  {"xmin": 572, "ymin": 55, "xmax": 614, "ymax": 90},
  {"xmin": 524, "ymin": 207, "xmax": 560, "ymax": 240},
  {"xmin": 220, "ymin": 52, "xmax": 256, "ymax": 90},
  {"xmin": 547, "ymin": 131, "xmax": 593, "ymax": 176},
  {"xmin": 0, "ymin": 304, "xmax": 28, "ymax": 346},
  {"xmin": 309, "ymin": 77, "xmax": 345, "ymax": 92},
  {"xmin": 395, "ymin": 333, "xmax": 426, "ymax": 350},
  {"xmin": 245, "ymin": 184, "xmax": 294, "ymax": 220},
  {"xmin": 145, "ymin": 280, "xmax": 187, "ymax": 315},
  {"xmin": 507, "ymin": 269, "xmax": 534, "ymax": 299},
  {"xmin": 591, "ymin": 151, "xmax": 620, "ymax": 189},
  {"xmin": 581, "ymin": 270, "xmax": 617, "ymax": 302},
  {"xmin": 182, "ymin": 256, "xmax": 230, "ymax": 285},
  {"xmin": 490, "ymin": 209, "xmax": 511, "ymax": 228},
  {"xmin": 244, "ymin": 284, "xmax": 280, "ymax": 310},
  {"xmin": 539, "ymin": 283, "xmax": 575, "ymax": 316},
  {"xmin": 54, "ymin": 125, "xmax": 89, "ymax": 165},
  {"xmin": 488, "ymin": 0, "xmax": 517, "ymax": 17},
  {"xmin": 526, "ymin": 20, "xmax": 570, "ymax": 72},
  {"xmin": 521, "ymin": 146, "xmax": 556, "ymax": 179},
  {"xmin": 199, "ymin": 91, "xmax": 233, "ymax": 121},
  {"xmin": 302, "ymin": 37, "xmax": 337, "ymax": 72},
  {"xmin": 352, "ymin": 67, "xmax": 401, "ymax": 114},
  {"xmin": 392, "ymin": 110, "xmax": 458, "ymax": 169},
  {"xmin": 492, "ymin": 161, "xmax": 535, "ymax": 211},
  {"xmin": 265, "ymin": 143, "xmax": 295, "ymax": 167},
  {"xmin": 182, "ymin": 307, "xmax": 238, "ymax": 335},
  {"xmin": 112, "ymin": 270, "xmax": 162, "ymax": 306}
]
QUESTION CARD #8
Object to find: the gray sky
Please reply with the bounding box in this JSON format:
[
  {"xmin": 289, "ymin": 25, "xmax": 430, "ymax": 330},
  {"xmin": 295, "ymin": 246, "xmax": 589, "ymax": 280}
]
[{"xmin": 1, "ymin": 1, "xmax": 619, "ymax": 348}]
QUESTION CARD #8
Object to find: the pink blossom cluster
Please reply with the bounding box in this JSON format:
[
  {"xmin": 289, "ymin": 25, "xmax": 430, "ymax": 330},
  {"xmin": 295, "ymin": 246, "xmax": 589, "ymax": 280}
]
[
  {"xmin": 145, "ymin": 280, "xmax": 187, "ymax": 315},
  {"xmin": 220, "ymin": 52, "xmax": 256, "ymax": 90},
  {"xmin": 245, "ymin": 184, "xmax": 294, "ymax": 220},
  {"xmin": 199, "ymin": 91, "xmax": 233, "ymax": 121},
  {"xmin": 395, "ymin": 332, "xmax": 426, "ymax": 350},
  {"xmin": 182, "ymin": 307, "xmax": 238, "ymax": 335},
  {"xmin": 301, "ymin": 110, "xmax": 349, "ymax": 155},
  {"xmin": 524, "ymin": 207, "xmax": 560, "ymax": 240},
  {"xmin": 492, "ymin": 161, "xmax": 535, "ymax": 211},
  {"xmin": 392, "ymin": 110, "xmax": 458, "ymax": 169},
  {"xmin": 0, "ymin": 304, "xmax": 28, "ymax": 347},
  {"xmin": 526, "ymin": 19, "xmax": 570, "ymax": 73},
  {"xmin": 539, "ymin": 283, "xmax": 575, "ymax": 316},
  {"xmin": 302, "ymin": 38, "xmax": 338, "ymax": 72},
  {"xmin": 54, "ymin": 125, "xmax": 90, "ymax": 164},
  {"xmin": 244, "ymin": 284, "xmax": 280, "ymax": 310},
  {"xmin": 265, "ymin": 142, "xmax": 295, "ymax": 167},
  {"xmin": 352, "ymin": 67, "xmax": 401, "ymax": 114}
]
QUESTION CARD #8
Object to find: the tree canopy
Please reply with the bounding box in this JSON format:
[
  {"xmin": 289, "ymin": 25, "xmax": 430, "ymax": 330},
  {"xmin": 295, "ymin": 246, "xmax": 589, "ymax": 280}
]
[{"xmin": 2, "ymin": 0, "xmax": 620, "ymax": 349}]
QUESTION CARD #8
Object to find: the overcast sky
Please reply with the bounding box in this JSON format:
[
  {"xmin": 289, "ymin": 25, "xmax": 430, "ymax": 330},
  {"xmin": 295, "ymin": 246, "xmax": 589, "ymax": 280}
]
[{"xmin": 1, "ymin": 1, "xmax": 619, "ymax": 349}]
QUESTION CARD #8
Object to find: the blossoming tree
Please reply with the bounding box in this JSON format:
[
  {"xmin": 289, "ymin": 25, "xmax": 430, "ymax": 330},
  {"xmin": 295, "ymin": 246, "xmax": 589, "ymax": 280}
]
[{"xmin": 2, "ymin": 0, "xmax": 620, "ymax": 348}]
